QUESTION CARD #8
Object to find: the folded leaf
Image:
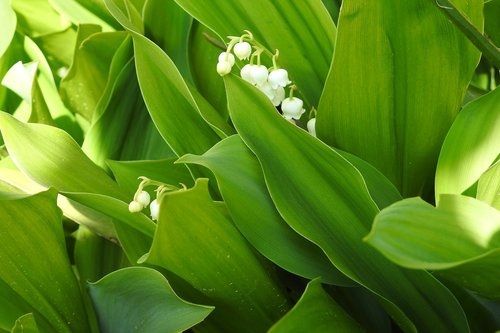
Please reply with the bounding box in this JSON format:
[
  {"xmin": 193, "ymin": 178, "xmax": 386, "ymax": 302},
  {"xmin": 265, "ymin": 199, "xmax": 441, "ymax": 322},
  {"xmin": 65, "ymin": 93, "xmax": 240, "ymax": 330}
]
[
  {"xmin": 179, "ymin": 135, "xmax": 353, "ymax": 286},
  {"xmin": 477, "ymin": 161, "xmax": 500, "ymax": 210},
  {"xmin": 11, "ymin": 313, "xmax": 39, "ymax": 333},
  {"xmin": 88, "ymin": 267, "xmax": 213, "ymax": 333},
  {"xmin": 142, "ymin": 179, "xmax": 291, "ymax": 333},
  {"xmin": 365, "ymin": 194, "xmax": 500, "ymax": 298},
  {"xmin": 268, "ymin": 278, "xmax": 365, "ymax": 333},
  {"xmin": 435, "ymin": 87, "xmax": 500, "ymax": 201},
  {"xmin": 224, "ymin": 74, "xmax": 468, "ymax": 333}
]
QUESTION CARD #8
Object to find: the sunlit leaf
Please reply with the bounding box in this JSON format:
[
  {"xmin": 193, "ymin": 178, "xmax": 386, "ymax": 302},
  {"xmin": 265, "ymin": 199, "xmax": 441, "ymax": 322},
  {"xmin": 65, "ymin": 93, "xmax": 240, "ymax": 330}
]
[
  {"xmin": 435, "ymin": 87, "xmax": 500, "ymax": 201},
  {"xmin": 477, "ymin": 161, "xmax": 500, "ymax": 210},
  {"xmin": 224, "ymin": 74, "xmax": 468, "ymax": 332},
  {"xmin": 365, "ymin": 194, "xmax": 500, "ymax": 298},
  {"xmin": 88, "ymin": 267, "xmax": 213, "ymax": 333},
  {"xmin": 0, "ymin": 0, "xmax": 16, "ymax": 58}
]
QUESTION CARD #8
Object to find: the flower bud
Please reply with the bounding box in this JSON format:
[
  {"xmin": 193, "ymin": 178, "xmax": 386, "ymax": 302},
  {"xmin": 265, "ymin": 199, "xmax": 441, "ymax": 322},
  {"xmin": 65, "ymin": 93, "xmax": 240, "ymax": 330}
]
[
  {"xmin": 136, "ymin": 191, "xmax": 150, "ymax": 207},
  {"xmin": 307, "ymin": 118, "xmax": 317, "ymax": 137},
  {"xmin": 233, "ymin": 42, "xmax": 252, "ymax": 60},
  {"xmin": 218, "ymin": 52, "xmax": 235, "ymax": 66},
  {"xmin": 250, "ymin": 65, "xmax": 268, "ymax": 86},
  {"xmin": 128, "ymin": 200, "xmax": 143, "ymax": 213},
  {"xmin": 150, "ymin": 199, "xmax": 160, "ymax": 221},
  {"xmin": 281, "ymin": 97, "xmax": 305, "ymax": 120},
  {"xmin": 268, "ymin": 69, "xmax": 291, "ymax": 89},
  {"xmin": 217, "ymin": 61, "xmax": 232, "ymax": 76}
]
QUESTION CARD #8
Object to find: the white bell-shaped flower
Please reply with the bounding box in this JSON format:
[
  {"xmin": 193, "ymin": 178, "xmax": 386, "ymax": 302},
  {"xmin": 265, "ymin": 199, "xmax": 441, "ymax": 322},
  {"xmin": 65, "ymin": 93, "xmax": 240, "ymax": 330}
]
[
  {"xmin": 250, "ymin": 65, "xmax": 268, "ymax": 86},
  {"xmin": 240, "ymin": 64, "xmax": 255, "ymax": 83},
  {"xmin": 233, "ymin": 41, "xmax": 252, "ymax": 60},
  {"xmin": 271, "ymin": 86, "xmax": 285, "ymax": 106},
  {"xmin": 128, "ymin": 200, "xmax": 143, "ymax": 213},
  {"xmin": 217, "ymin": 61, "xmax": 232, "ymax": 76},
  {"xmin": 257, "ymin": 81, "xmax": 275, "ymax": 100},
  {"xmin": 150, "ymin": 199, "xmax": 160, "ymax": 221},
  {"xmin": 136, "ymin": 191, "xmax": 150, "ymax": 207},
  {"xmin": 218, "ymin": 52, "xmax": 235, "ymax": 66},
  {"xmin": 281, "ymin": 97, "xmax": 305, "ymax": 120},
  {"xmin": 268, "ymin": 69, "xmax": 291, "ymax": 89},
  {"xmin": 307, "ymin": 118, "xmax": 317, "ymax": 137}
]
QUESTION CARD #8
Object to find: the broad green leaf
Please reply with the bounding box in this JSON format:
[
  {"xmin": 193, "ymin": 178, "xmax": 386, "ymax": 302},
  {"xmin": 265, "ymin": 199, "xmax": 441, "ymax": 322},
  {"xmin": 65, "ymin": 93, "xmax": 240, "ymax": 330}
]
[
  {"xmin": 174, "ymin": 0, "xmax": 336, "ymax": 107},
  {"xmin": 12, "ymin": 0, "xmax": 70, "ymax": 37},
  {"xmin": 224, "ymin": 74, "xmax": 469, "ymax": 333},
  {"xmin": 0, "ymin": 112, "xmax": 125, "ymax": 200},
  {"xmin": 108, "ymin": 158, "xmax": 193, "ymax": 197},
  {"xmin": 60, "ymin": 26, "xmax": 127, "ymax": 121},
  {"xmin": 179, "ymin": 135, "xmax": 353, "ymax": 286},
  {"xmin": 365, "ymin": 194, "xmax": 500, "ymax": 298},
  {"xmin": 88, "ymin": 267, "xmax": 213, "ymax": 333},
  {"xmin": 48, "ymin": 0, "xmax": 117, "ymax": 31},
  {"xmin": 477, "ymin": 161, "xmax": 500, "ymax": 209},
  {"xmin": 435, "ymin": 87, "xmax": 500, "ymax": 201},
  {"xmin": 0, "ymin": 190, "xmax": 89, "ymax": 333},
  {"xmin": 32, "ymin": 27, "xmax": 76, "ymax": 69},
  {"xmin": 142, "ymin": 179, "xmax": 291, "ymax": 333},
  {"xmin": 268, "ymin": 278, "xmax": 365, "ymax": 333},
  {"xmin": 0, "ymin": 0, "xmax": 16, "ymax": 58},
  {"xmin": 435, "ymin": 0, "xmax": 500, "ymax": 68},
  {"xmin": 11, "ymin": 314, "xmax": 39, "ymax": 333},
  {"xmin": 484, "ymin": 0, "xmax": 500, "ymax": 47},
  {"xmin": 143, "ymin": 0, "xmax": 192, "ymax": 81},
  {"xmin": 317, "ymin": 0, "xmax": 483, "ymax": 197}
]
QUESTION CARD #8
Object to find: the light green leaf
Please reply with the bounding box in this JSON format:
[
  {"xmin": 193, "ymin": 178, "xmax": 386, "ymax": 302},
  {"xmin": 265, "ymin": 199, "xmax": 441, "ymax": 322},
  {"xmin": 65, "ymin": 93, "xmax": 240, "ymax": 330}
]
[
  {"xmin": 142, "ymin": 179, "xmax": 291, "ymax": 333},
  {"xmin": 0, "ymin": 0, "xmax": 16, "ymax": 58},
  {"xmin": 0, "ymin": 189, "xmax": 90, "ymax": 333},
  {"xmin": 268, "ymin": 278, "xmax": 365, "ymax": 333},
  {"xmin": 11, "ymin": 314, "xmax": 39, "ymax": 333},
  {"xmin": 224, "ymin": 74, "xmax": 469, "ymax": 333},
  {"xmin": 60, "ymin": 26, "xmax": 127, "ymax": 121},
  {"xmin": 88, "ymin": 267, "xmax": 213, "ymax": 333},
  {"xmin": 12, "ymin": 0, "xmax": 70, "ymax": 37},
  {"xmin": 435, "ymin": 87, "xmax": 500, "ymax": 201},
  {"xmin": 477, "ymin": 161, "xmax": 500, "ymax": 209},
  {"xmin": 48, "ymin": 0, "xmax": 117, "ymax": 31},
  {"xmin": 317, "ymin": 0, "xmax": 483, "ymax": 197},
  {"xmin": 179, "ymin": 135, "xmax": 353, "ymax": 286},
  {"xmin": 1, "ymin": 61, "xmax": 38, "ymax": 104},
  {"xmin": 365, "ymin": 194, "xmax": 500, "ymax": 298},
  {"xmin": 174, "ymin": 0, "xmax": 335, "ymax": 107},
  {"xmin": 0, "ymin": 112, "xmax": 125, "ymax": 200}
]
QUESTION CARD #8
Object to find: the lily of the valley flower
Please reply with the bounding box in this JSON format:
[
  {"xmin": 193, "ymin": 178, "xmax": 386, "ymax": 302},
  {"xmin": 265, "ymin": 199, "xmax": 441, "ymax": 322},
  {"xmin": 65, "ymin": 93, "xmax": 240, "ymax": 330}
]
[
  {"xmin": 282, "ymin": 97, "xmax": 305, "ymax": 120},
  {"xmin": 268, "ymin": 68, "xmax": 291, "ymax": 89},
  {"xmin": 271, "ymin": 86, "xmax": 285, "ymax": 106},
  {"xmin": 234, "ymin": 41, "xmax": 252, "ymax": 60},
  {"xmin": 150, "ymin": 199, "xmax": 160, "ymax": 221},
  {"xmin": 217, "ymin": 52, "xmax": 235, "ymax": 76},
  {"xmin": 240, "ymin": 64, "xmax": 255, "ymax": 83},
  {"xmin": 250, "ymin": 65, "xmax": 268, "ymax": 86},
  {"xmin": 136, "ymin": 191, "xmax": 150, "ymax": 207},
  {"xmin": 128, "ymin": 200, "xmax": 143, "ymax": 213},
  {"xmin": 307, "ymin": 118, "xmax": 317, "ymax": 137}
]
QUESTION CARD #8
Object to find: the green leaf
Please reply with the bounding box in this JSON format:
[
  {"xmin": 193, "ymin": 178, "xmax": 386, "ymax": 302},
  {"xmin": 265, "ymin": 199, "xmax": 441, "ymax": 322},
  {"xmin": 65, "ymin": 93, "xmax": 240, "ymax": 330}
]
[
  {"xmin": 0, "ymin": 112, "xmax": 125, "ymax": 200},
  {"xmin": 435, "ymin": 87, "xmax": 500, "ymax": 201},
  {"xmin": 174, "ymin": 0, "xmax": 336, "ymax": 107},
  {"xmin": 11, "ymin": 314, "xmax": 39, "ymax": 333},
  {"xmin": 0, "ymin": 189, "xmax": 90, "ymax": 333},
  {"xmin": 477, "ymin": 161, "xmax": 500, "ymax": 209},
  {"xmin": 317, "ymin": 0, "xmax": 483, "ymax": 197},
  {"xmin": 268, "ymin": 278, "xmax": 365, "ymax": 333},
  {"xmin": 365, "ymin": 194, "xmax": 500, "ymax": 298},
  {"xmin": 12, "ymin": 0, "xmax": 70, "ymax": 37},
  {"xmin": 0, "ymin": 0, "xmax": 16, "ymax": 58},
  {"xmin": 484, "ymin": 0, "xmax": 500, "ymax": 47},
  {"xmin": 48, "ymin": 0, "xmax": 117, "ymax": 31},
  {"xmin": 435, "ymin": 0, "xmax": 500, "ymax": 68},
  {"xmin": 179, "ymin": 135, "xmax": 353, "ymax": 286},
  {"xmin": 88, "ymin": 267, "xmax": 213, "ymax": 333},
  {"xmin": 142, "ymin": 179, "xmax": 291, "ymax": 333},
  {"xmin": 224, "ymin": 74, "xmax": 469, "ymax": 333}
]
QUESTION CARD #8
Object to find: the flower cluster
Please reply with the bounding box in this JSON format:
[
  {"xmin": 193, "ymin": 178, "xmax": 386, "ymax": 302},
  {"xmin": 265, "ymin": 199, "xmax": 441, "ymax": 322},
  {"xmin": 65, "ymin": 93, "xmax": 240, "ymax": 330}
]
[
  {"xmin": 128, "ymin": 177, "xmax": 183, "ymax": 221},
  {"xmin": 216, "ymin": 31, "xmax": 305, "ymax": 121}
]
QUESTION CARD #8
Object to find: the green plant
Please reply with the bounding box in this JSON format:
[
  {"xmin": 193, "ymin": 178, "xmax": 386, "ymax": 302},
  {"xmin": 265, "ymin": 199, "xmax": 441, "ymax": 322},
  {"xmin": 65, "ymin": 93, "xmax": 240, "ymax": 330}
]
[{"xmin": 0, "ymin": 0, "xmax": 499, "ymax": 332}]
